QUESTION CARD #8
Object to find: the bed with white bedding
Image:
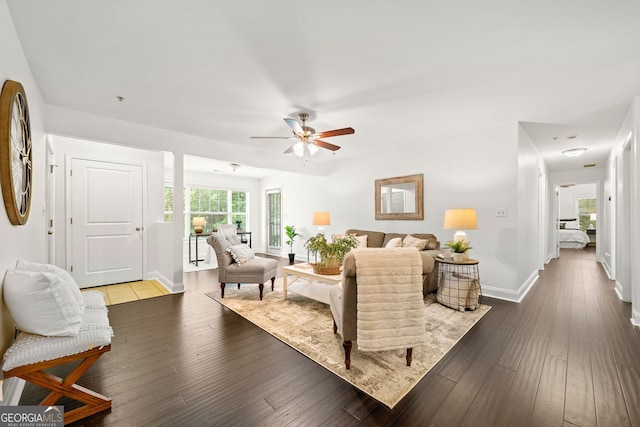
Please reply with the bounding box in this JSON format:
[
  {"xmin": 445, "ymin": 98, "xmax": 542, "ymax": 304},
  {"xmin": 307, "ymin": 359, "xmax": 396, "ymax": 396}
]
[{"xmin": 558, "ymin": 228, "xmax": 590, "ymax": 249}]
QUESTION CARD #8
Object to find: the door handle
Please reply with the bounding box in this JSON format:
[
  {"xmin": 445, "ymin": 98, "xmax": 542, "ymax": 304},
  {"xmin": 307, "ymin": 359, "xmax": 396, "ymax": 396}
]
[
  {"xmin": 136, "ymin": 227, "xmax": 141, "ymax": 231},
  {"xmin": 47, "ymin": 231, "xmax": 53, "ymax": 235}
]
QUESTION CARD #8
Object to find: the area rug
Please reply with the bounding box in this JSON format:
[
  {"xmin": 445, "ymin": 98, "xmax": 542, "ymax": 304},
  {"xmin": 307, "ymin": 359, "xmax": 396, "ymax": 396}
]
[{"xmin": 205, "ymin": 277, "xmax": 490, "ymax": 408}]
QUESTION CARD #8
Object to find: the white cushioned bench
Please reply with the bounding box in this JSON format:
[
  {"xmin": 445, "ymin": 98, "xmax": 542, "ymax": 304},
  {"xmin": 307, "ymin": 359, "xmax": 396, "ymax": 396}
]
[{"xmin": 2, "ymin": 291, "xmax": 114, "ymax": 425}]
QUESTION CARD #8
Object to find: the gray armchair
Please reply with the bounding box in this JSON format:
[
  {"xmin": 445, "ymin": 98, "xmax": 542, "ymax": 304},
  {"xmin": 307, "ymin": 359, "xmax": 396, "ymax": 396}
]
[{"xmin": 207, "ymin": 234, "xmax": 278, "ymax": 300}]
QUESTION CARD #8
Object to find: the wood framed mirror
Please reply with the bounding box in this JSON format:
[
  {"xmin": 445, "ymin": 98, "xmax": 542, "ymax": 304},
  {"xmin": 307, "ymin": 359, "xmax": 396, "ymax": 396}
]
[{"xmin": 375, "ymin": 173, "xmax": 424, "ymax": 220}]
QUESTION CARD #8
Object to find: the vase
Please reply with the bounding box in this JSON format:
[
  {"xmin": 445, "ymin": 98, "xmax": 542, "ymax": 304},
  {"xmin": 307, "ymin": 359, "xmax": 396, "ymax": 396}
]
[{"xmin": 452, "ymin": 252, "xmax": 465, "ymax": 262}]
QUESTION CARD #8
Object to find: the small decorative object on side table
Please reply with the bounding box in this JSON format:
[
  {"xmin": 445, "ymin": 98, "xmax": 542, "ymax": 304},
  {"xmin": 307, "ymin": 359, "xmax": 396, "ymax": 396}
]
[{"xmin": 434, "ymin": 256, "xmax": 482, "ymax": 311}]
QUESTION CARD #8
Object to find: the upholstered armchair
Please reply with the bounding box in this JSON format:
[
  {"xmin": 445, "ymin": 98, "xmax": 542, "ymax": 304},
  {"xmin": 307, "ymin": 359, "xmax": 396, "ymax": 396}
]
[
  {"xmin": 329, "ymin": 248, "xmax": 425, "ymax": 369},
  {"xmin": 207, "ymin": 233, "xmax": 277, "ymax": 300}
]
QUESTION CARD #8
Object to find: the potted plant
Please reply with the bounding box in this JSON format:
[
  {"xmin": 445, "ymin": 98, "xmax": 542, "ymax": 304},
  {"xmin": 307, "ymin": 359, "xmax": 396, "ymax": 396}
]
[
  {"xmin": 305, "ymin": 233, "xmax": 359, "ymax": 274},
  {"xmin": 284, "ymin": 225, "xmax": 300, "ymax": 265},
  {"xmin": 446, "ymin": 240, "xmax": 472, "ymax": 262}
]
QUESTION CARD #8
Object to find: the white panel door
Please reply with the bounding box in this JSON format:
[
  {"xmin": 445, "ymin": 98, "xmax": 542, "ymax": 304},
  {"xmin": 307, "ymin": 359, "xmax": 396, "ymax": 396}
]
[{"xmin": 70, "ymin": 158, "xmax": 143, "ymax": 287}]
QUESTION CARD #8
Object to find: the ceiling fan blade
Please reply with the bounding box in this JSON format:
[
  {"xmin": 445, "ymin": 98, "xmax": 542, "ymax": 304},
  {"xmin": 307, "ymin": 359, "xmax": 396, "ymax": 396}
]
[
  {"xmin": 250, "ymin": 136, "xmax": 296, "ymax": 139},
  {"xmin": 283, "ymin": 143, "xmax": 297, "ymax": 154},
  {"xmin": 317, "ymin": 127, "xmax": 355, "ymax": 138},
  {"xmin": 313, "ymin": 139, "xmax": 341, "ymax": 151},
  {"xmin": 284, "ymin": 118, "xmax": 304, "ymax": 136}
]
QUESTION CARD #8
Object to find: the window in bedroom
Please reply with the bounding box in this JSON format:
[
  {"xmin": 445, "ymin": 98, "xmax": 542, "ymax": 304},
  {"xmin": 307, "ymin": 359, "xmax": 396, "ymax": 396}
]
[{"xmin": 577, "ymin": 196, "xmax": 596, "ymax": 230}]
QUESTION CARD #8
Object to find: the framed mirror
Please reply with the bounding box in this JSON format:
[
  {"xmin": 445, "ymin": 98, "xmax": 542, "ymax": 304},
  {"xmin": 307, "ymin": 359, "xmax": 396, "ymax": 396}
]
[{"xmin": 375, "ymin": 173, "xmax": 424, "ymax": 220}]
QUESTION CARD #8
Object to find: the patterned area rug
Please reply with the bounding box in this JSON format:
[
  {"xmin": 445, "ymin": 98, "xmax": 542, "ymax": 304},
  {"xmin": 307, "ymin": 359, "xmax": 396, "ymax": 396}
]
[{"xmin": 205, "ymin": 277, "xmax": 491, "ymax": 408}]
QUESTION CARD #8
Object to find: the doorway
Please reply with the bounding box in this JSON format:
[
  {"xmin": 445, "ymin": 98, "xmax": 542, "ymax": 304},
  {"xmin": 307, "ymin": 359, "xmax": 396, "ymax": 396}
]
[
  {"xmin": 556, "ymin": 182, "xmax": 598, "ymax": 256},
  {"xmin": 266, "ymin": 188, "xmax": 281, "ymax": 255},
  {"xmin": 69, "ymin": 158, "xmax": 144, "ymax": 287}
]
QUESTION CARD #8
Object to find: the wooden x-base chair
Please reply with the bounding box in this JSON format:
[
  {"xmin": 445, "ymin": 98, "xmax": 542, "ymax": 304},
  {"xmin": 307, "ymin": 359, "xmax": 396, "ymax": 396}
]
[{"xmin": 3, "ymin": 345, "xmax": 112, "ymax": 425}]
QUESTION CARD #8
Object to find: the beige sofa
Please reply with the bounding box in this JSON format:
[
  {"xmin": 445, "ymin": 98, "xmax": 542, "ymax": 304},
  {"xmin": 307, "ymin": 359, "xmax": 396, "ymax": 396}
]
[{"xmin": 344, "ymin": 229, "xmax": 441, "ymax": 295}]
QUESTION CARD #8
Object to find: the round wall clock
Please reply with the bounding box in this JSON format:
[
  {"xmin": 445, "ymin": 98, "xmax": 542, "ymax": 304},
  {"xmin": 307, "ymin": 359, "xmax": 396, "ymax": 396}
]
[{"xmin": 0, "ymin": 80, "xmax": 32, "ymax": 225}]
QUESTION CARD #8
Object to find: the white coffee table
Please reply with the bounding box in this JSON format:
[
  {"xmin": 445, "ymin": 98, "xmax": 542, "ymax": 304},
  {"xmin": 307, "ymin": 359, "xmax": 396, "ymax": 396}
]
[{"xmin": 281, "ymin": 263, "xmax": 342, "ymax": 304}]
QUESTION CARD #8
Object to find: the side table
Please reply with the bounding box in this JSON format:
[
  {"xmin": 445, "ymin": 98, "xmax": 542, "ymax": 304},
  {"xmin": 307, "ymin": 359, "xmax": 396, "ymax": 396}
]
[
  {"xmin": 189, "ymin": 233, "xmax": 211, "ymax": 266},
  {"xmin": 434, "ymin": 257, "xmax": 482, "ymax": 311}
]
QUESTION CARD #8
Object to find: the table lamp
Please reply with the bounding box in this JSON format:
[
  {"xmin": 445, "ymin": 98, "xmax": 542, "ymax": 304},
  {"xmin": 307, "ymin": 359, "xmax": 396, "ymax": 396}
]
[
  {"xmin": 192, "ymin": 217, "xmax": 206, "ymax": 234},
  {"xmin": 443, "ymin": 208, "xmax": 477, "ymax": 242},
  {"xmin": 312, "ymin": 212, "xmax": 331, "ymax": 233}
]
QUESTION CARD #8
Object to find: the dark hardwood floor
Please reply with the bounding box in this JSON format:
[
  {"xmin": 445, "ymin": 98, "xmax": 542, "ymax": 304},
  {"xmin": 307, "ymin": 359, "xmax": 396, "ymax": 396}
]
[{"xmin": 19, "ymin": 247, "xmax": 640, "ymax": 426}]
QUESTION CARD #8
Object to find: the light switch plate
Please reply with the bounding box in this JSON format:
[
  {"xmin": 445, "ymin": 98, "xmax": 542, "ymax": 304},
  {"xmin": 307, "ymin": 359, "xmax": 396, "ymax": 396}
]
[{"xmin": 496, "ymin": 208, "xmax": 507, "ymax": 217}]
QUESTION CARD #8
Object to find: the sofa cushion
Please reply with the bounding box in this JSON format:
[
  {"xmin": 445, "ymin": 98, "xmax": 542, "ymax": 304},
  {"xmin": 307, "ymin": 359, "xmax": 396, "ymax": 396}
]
[
  {"xmin": 385, "ymin": 237, "xmax": 403, "ymax": 248},
  {"xmin": 355, "ymin": 235, "xmax": 368, "ymax": 248},
  {"xmin": 403, "ymin": 234, "xmax": 428, "ymax": 250},
  {"xmin": 410, "ymin": 233, "xmax": 439, "ymax": 250},
  {"xmin": 226, "ymin": 244, "xmax": 255, "ymax": 265},
  {"xmin": 345, "ymin": 229, "xmax": 385, "ymax": 248}
]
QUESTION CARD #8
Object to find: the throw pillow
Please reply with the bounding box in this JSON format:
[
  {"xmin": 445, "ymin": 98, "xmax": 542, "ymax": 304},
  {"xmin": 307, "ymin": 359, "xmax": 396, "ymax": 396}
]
[
  {"xmin": 226, "ymin": 244, "xmax": 255, "ymax": 265},
  {"xmin": 3, "ymin": 270, "xmax": 83, "ymax": 336},
  {"xmin": 15, "ymin": 259, "xmax": 85, "ymax": 312},
  {"xmin": 385, "ymin": 237, "xmax": 403, "ymax": 248},
  {"xmin": 354, "ymin": 234, "xmax": 368, "ymax": 248},
  {"xmin": 403, "ymin": 234, "xmax": 428, "ymax": 250}
]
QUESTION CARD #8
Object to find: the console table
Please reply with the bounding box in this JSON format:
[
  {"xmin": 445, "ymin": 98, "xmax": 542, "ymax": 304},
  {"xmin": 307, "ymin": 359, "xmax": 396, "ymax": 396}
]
[{"xmin": 237, "ymin": 231, "xmax": 252, "ymax": 248}]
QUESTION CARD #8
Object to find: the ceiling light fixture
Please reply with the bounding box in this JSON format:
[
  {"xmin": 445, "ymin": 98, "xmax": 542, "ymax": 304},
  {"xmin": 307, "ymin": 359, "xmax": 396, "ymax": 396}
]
[
  {"xmin": 561, "ymin": 148, "xmax": 587, "ymax": 158},
  {"xmin": 230, "ymin": 163, "xmax": 240, "ymax": 172}
]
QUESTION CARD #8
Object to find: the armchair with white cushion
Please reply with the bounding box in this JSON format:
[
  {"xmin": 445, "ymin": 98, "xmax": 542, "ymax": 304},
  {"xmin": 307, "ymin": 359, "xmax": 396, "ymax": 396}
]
[{"xmin": 207, "ymin": 233, "xmax": 277, "ymax": 300}]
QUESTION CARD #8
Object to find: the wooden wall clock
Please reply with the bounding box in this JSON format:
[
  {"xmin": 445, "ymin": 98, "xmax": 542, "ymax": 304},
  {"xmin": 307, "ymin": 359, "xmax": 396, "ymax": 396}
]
[{"xmin": 0, "ymin": 80, "xmax": 32, "ymax": 225}]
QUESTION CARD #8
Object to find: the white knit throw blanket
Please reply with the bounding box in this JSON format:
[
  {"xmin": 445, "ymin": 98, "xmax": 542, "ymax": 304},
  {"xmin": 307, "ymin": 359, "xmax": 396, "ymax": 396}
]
[{"xmin": 353, "ymin": 247, "xmax": 426, "ymax": 352}]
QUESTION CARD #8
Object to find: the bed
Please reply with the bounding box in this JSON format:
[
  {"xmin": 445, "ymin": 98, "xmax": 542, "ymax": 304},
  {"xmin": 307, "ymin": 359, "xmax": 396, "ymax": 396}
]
[{"xmin": 558, "ymin": 219, "xmax": 590, "ymax": 249}]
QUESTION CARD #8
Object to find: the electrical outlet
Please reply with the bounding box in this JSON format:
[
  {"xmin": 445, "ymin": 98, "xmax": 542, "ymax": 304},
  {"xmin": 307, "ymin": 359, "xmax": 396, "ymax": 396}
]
[{"xmin": 496, "ymin": 208, "xmax": 507, "ymax": 217}]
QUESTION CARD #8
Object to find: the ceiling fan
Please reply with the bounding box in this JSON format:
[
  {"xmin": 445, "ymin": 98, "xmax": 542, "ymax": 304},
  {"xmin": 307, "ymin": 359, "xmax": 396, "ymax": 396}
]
[{"xmin": 251, "ymin": 113, "xmax": 355, "ymax": 157}]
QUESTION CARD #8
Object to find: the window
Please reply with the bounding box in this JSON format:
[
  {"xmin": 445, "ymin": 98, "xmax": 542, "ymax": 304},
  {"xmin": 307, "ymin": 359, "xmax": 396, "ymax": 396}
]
[
  {"xmin": 164, "ymin": 185, "xmax": 173, "ymax": 223},
  {"xmin": 163, "ymin": 186, "xmax": 249, "ymax": 236},
  {"xmin": 577, "ymin": 196, "xmax": 596, "ymax": 230}
]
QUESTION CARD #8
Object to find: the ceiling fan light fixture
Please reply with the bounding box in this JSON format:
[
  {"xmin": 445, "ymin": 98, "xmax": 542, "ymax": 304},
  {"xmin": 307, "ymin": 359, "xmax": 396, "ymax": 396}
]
[
  {"xmin": 293, "ymin": 141, "xmax": 305, "ymax": 157},
  {"xmin": 562, "ymin": 148, "xmax": 587, "ymax": 158},
  {"xmin": 307, "ymin": 143, "xmax": 319, "ymax": 156}
]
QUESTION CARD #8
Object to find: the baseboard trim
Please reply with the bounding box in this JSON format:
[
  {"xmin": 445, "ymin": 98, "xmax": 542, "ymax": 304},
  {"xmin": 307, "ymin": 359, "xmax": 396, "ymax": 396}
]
[
  {"xmin": 614, "ymin": 280, "xmax": 631, "ymax": 302},
  {"xmin": 145, "ymin": 271, "xmax": 184, "ymax": 293},
  {"xmin": 631, "ymin": 306, "xmax": 640, "ymax": 328},
  {"xmin": 482, "ymin": 270, "xmax": 539, "ymax": 303}
]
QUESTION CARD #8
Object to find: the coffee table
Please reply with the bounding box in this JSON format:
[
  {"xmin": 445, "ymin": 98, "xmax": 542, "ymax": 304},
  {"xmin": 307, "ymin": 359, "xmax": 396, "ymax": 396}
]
[{"xmin": 282, "ymin": 263, "xmax": 342, "ymax": 304}]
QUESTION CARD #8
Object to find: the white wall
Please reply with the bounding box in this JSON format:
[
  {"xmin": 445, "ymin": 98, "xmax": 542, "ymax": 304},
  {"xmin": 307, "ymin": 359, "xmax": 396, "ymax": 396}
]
[
  {"xmin": 0, "ymin": 1, "xmax": 47, "ymax": 360},
  {"xmin": 262, "ymin": 124, "xmax": 527, "ymax": 301},
  {"xmin": 517, "ymin": 125, "xmax": 546, "ymax": 297}
]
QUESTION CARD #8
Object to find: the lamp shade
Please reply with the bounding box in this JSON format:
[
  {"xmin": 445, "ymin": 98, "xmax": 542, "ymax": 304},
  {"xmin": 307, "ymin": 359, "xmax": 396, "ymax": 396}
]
[
  {"xmin": 444, "ymin": 208, "xmax": 477, "ymax": 243},
  {"xmin": 192, "ymin": 217, "xmax": 206, "ymax": 233},
  {"xmin": 444, "ymin": 208, "xmax": 477, "ymax": 230},
  {"xmin": 312, "ymin": 212, "xmax": 331, "ymax": 226},
  {"xmin": 590, "ymin": 213, "xmax": 596, "ymax": 221}
]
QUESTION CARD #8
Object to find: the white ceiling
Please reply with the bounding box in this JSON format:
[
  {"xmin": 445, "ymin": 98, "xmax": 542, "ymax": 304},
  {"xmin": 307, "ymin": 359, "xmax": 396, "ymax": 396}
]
[{"xmin": 7, "ymin": 1, "xmax": 640, "ymax": 176}]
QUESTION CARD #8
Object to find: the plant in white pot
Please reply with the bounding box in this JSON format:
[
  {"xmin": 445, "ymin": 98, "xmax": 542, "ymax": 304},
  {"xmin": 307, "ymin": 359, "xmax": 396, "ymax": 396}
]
[
  {"xmin": 284, "ymin": 225, "xmax": 300, "ymax": 265},
  {"xmin": 446, "ymin": 240, "xmax": 472, "ymax": 262}
]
